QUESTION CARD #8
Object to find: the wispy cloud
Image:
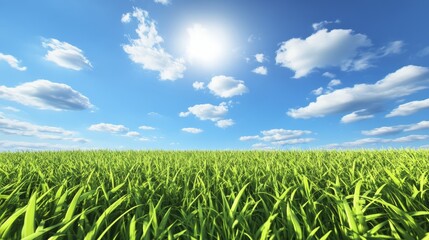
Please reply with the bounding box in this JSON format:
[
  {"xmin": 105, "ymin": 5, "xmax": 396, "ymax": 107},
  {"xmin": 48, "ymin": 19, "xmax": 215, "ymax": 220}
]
[
  {"xmin": 42, "ymin": 38, "xmax": 92, "ymax": 71},
  {"xmin": 208, "ymin": 75, "xmax": 248, "ymax": 98},
  {"xmin": 139, "ymin": 125, "xmax": 156, "ymax": 130},
  {"xmin": 326, "ymin": 135, "xmax": 428, "ymax": 149},
  {"xmin": 0, "ymin": 80, "xmax": 93, "ymax": 111},
  {"xmin": 240, "ymin": 128, "xmax": 313, "ymax": 147},
  {"xmin": 0, "ymin": 114, "xmax": 88, "ymax": 143},
  {"xmin": 288, "ymin": 65, "xmax": 429, "ymax": 119},
  {"xmin": 341, "ymin": 110, "xmax": 374, "ymax": 123},
  {"xmin": 362, "ymin": 120, "xmax": 429, "ymax": 136},
  {"xmin": 154, "ymin": 0, "xmax": 170, "ymax": 5},
  {"xmin": 0, "ymin": 53, "xmax": 26, "ymax": 71},
  {"xmin": 182, "ymin": 127, "xmax": 203, "ymax": 134},
  {"xmin": 0, "ymin": 140, "xmax": 78, "ymax": 151},
  {"xmin": 312, "ymin": 19, "xmax": 340, "ymax": 31},
  {"xmin": 386, "ymin": 98, "xmax": 429, "ymax": 117},
  {"xmin": 122, "ymin": 8, "xmax": 185, "ymax": 81}
]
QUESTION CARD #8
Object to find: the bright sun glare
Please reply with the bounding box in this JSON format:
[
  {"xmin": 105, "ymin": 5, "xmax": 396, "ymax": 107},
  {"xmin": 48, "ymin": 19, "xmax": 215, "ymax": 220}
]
[{"xmin": 186, "ymin": 24, "xmax": 227, "ymax": 66}]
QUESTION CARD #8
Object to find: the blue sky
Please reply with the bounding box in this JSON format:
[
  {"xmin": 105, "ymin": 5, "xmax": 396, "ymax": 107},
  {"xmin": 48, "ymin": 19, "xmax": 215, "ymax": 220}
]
[{"xmin": 1, "ymin": 0, "xmax": 429, "ymax": 150}]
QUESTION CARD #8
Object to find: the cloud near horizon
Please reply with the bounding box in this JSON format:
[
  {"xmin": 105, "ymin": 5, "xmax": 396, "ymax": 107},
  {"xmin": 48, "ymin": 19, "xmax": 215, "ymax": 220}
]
[{"xmin": 288, "ymin": 65, "xmax": 429, "ymax": 119}]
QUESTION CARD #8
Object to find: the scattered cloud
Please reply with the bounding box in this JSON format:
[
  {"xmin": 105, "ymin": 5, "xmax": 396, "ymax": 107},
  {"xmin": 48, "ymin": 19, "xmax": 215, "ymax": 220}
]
[
  {"xmin": 139, "ymin": 137, "xmax": 150, "ymax": 141},
  {"xmin": 121, "ymin": 13, "xmax": 131, "ymax": 23},
  {"xmin": 288, "ymin": 65, "xmax": 429, "ymax": 119},
  {"xmin": 88, "ymin": 123, "xmax": 129, "ymax": 134},
  {"xmin": 255, "ymin": 53, "xmax": 266, "ymax": 63},
  {"xmin": 154, "ymin": 0, "xmax": 170, "ymax": 5},
  {"xmin": 208, "ymin": 75, "xmax": 248, "ymax": 98},
  {"xmin": 326, "ymin": 134, "xmax": 428, "ymax": 149},
  {"xmin": 322, "ymin": 72, "xmax": 336, "ymax": 78},
  {"xmin": 341, "ymin": 110, "xmax": 374, "ymax": 123},
  {"xmin": 251, "ymin": 143, "xmax": 273, "ymax": 150},
  {"xmin": 192, "ymin": 81, "xmax": 205, "ymax": 90},
  {"xmin": 252, "ymin": 66, "xmax": 267, "ymax": 75},
  {"xmin": 125, "ymin": 131, "xmax": 140, "ymax": 137},
  {"xmin": 328, "ymin": 79, "xmax": 341, "ymax": 88},
  {"xmin": 180, "ymin": 102, "xmax": 235, "ymax": 128},
  {"xmin": 147, "ymin": 112, "xmax": 161, "ymax": 117},
  {"xmin": 386, "ymin": 98, "xmax": 429, "ymax": 117},
  {"xmin": 404, "ymin": 121, "xmax": 429, "ymax": 132},
  {"xmin": 361, "ymin": 120, "xmax": 429, "ymax": 136},
  {"xmin": 417, "ymin": 46, "xmax": 429, "ymax": 57},
  {"xmin": 139, "ymin": 125, "xmax": 156, "ymax": 130},
  {"xmin": 311, "ymin": 87, "xmax": 324, "ymax": 96},
  {"xmin": 0, "ymin": 114, "xmax": 88, "ymax": 143},
  {"xmin": 122, "ymin": 8, "xmax": 185, "ymax": 81},
  {"xmin": 240, "ymin": 128, "xmax": 313, "ymax": 147},
  {"xmin": 0, "ymin": 80, "xmax": 93, "ymax": 111},
  {"xmin": 276, "ymin": 29, "xmax": 371, "ymax": 78},
  {"xmin": 182, "ymin": 127, "xmax": 203, "ymax": 134},
  {"xmin": 0, "ymin": 53, "xmax": 27, "ymax": 71},
  {"xmin": 215, "ymin": 119, "xmax": 234, "ymax": 128},
  {"xmin": 381, "ymin": 41, "xmax": 404, "ymax": 56},
  {"xmin": 312, "ymin": 19, "xmax": 340, "ymax": 31},
  {"xmin": 42, "ymin": 38, "xmax": 92, "ymax": 71},
  {"xmin": 362, "ymin": 126, "xmax": 404, "ymax": 136},
  {"xmin": 276, "ymin": 28, "xmax": 403, "ymax": 78},
  {"xmin": 180, "ymin": 102, "xmax": 228, "ymax": 121}
]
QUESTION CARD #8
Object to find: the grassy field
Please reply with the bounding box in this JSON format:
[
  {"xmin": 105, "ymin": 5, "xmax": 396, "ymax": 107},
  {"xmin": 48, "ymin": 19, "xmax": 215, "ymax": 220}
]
[{"xmin": 0, "ymin": 150, "xmax": 429, "ymax": 239}]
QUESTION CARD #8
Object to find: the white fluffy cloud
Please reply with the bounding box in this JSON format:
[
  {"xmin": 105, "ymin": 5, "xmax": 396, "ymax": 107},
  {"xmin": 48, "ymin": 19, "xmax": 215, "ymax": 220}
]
[
  {"xmin": 208, "ymin": 75, "xmax": 248, "ymax": 98},
  {"xmin": 276, "ymin": 29, "xmax": 371, "ymax": 78},
  {"xmin": 182, "ymin": 127, "xmax": 202, "ymax": 134},
  {"xmin": 125, "ymin": 131, "xmax": 140, "ymax": 137},
  {"xmin": 326, "ymin": 135, "xmax": 428, "ymax": 149},
  {"xmin": 179, "ymin": 102, "xmax": 234, "ymax": 128},
  {"xmin": 215, "ymin": 119, "xmax": 234, "ymax": 128},
  {"xmin": 154, "ymin": 0, "xmax": 170, "ymax": 5},
  {"xmin": 180, "ymin": 102, "xmax": 228, "ymax": 121},
  {"xmin": 0, "ymin": 80, "xmax": 93, "ymax": 111},
  {"xmin": 0, "ymin": 114, "xmax": 88, "ymax": 143},
  {"xmin": 288, "ymin": 65, "xmax": 429, "ymax": 119},
  {"xmin": 42, "ymin": 38, "xmax": 92, "ymax": 71},
  {"xmin": 252, "ymin": 66, "xmax": 267, "ymax": 75},
  {"xmin": 192, "ymin": 81, "xmax": 205, "ymax": 90},
  {"xmin": 121, "ymin": 13, "xmax": 131, "ymax": 23},
  {"xmin": 139, "ymin": 125, "xmax": 156, "ymax": 130},
  {"xmin": 255, "ymin": 53, "xmax": 265, "ymax": 63},
  {"xmin": 122, "ymin": 8, "xmax": 185, "ymax": 81},
  {"xmin": 362, "ymin": 120, "xmax": 429, "ymax": 136},
  {"xmin": 341, "ymin": 110, "xmax": 374, "ymax": 123},
  {"xmin": 88, "ymin": 123, "xmax": 129, "ymax": 133},
  {"xmin": 386, "ymin": 98, "xmax": 429, "ymax": 117},
  {"xmin": 0, "ymin": 53, "xmax": 26, "ymax": 71},
  {"xmin": 240, "ymin": 128, "xmax": 313, "ymax": 147}
]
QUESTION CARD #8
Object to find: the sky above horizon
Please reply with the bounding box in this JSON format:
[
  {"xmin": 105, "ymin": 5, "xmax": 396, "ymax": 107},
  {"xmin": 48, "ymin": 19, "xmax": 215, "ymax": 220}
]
[{"xmin": 1, "ymin": 0, "xmax": 429, "ymax": 150}]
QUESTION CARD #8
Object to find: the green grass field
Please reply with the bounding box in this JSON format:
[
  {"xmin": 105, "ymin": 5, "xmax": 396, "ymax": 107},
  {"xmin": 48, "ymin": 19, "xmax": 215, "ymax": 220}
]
[{"xmin": 1, "ymin": 150, "xmax": 429, "ymax": 239}]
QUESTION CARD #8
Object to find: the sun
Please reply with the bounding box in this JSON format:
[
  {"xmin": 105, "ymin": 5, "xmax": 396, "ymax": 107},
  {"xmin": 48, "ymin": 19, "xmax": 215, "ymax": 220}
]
[{"xmin": 186, "ymin": 24, "xmax": 227, "ymax": 66}]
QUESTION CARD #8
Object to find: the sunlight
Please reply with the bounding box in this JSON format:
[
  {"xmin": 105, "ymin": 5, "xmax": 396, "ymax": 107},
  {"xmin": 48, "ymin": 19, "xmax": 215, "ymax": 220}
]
[{"xmin": 186, "ymin": 24, "xmax": 227, "ymax": 66}]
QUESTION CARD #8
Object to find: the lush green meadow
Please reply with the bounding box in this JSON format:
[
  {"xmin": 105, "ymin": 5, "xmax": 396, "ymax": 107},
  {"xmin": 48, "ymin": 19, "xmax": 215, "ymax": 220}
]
[{"xmin": 1, "ymin": 150, "xmax": 429, "ymax": 239}]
